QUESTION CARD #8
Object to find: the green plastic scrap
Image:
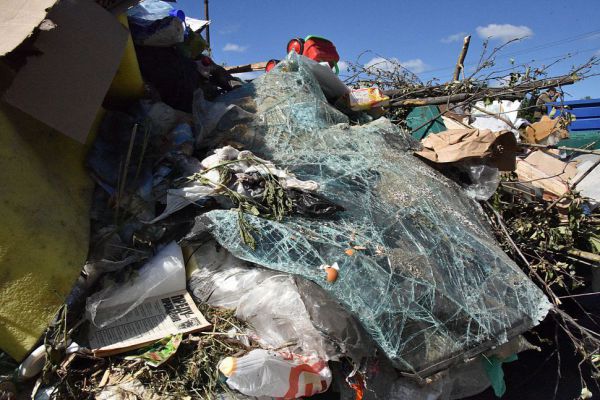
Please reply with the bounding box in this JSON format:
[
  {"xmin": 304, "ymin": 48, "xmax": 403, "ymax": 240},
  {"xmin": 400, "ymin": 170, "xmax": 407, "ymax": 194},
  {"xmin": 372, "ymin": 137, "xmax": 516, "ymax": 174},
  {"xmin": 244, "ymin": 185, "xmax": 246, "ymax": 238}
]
[
  {"xmin": 482, "ymin": 354, "xmax": 518, "ymax": 397},
  {"xmin": 124, "ymin": 334, "xmax": 183, "ymax": 367}
]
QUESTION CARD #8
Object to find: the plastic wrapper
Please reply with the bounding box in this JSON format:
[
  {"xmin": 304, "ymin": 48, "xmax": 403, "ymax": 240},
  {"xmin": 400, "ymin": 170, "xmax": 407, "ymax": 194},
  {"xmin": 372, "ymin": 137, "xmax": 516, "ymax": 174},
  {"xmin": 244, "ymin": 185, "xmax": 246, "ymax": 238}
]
[
  {"xmin": 218, "ymin": 349, "xmax": 331, "ymax": 398},
  {"xmin": 127, "ymin": 0, "xmax": 185, "ymax": 47},
  {"xmin": 301, "ymin": 56, "xmax": 350, "ymax": 102},
  {"xmin": 188, "ymin": 52, "xmax": 550, "ymax": 375},
  {"xmin": 149, "ymin": 183, "xmax": 213, "ymax": 223},
  {"xmin": 129, "ymin": 16, "xmax": 185, "ymax": 47},
  {"xmin": 127, "ymin": 0, "xmax": 182, "ymax": 21},
  {"xmin": 471, "ymin": 99, "xmax": 522, "ymax": 138},
  {"xmin": 187, "ymin": 241, "xmax": 373, "ymax": 362},
  {"xmin": 86, "ymin": 241, "xmax": 184, "ymax": 328},
  {"xmin": 348, "ymin": 88, "xmax": 390, "ymax": 111}
]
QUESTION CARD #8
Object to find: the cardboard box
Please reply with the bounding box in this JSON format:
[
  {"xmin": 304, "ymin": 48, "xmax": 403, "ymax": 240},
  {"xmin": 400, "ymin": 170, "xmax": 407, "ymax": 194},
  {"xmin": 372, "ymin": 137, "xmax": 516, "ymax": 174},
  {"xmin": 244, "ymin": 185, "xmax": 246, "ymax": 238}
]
[{"xmin": 2, "ymin": 0, "xmax": 129, "ymax": 143}]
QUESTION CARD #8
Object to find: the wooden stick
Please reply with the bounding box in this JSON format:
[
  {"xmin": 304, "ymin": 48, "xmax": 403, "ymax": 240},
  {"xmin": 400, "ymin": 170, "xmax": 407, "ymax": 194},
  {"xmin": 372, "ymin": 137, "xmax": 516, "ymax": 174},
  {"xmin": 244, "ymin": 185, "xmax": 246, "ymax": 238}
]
[
  {"xmin": 224, "ymin": 62, "xmax": 269, "ymax": 74},
  {"xmin": 452, "ymin": 35, "xmax": 471, "ymax": 81},
  {"xmin": 386, "ymin": 74, "xmax": 578, "ymax": 102},
  {"xmin": 567, "ymin": 249, "xmax": 600, "ymax": 264},
  {"xmin": 390, "ymin": 93, "xmax": 471, "ymax": 107}
]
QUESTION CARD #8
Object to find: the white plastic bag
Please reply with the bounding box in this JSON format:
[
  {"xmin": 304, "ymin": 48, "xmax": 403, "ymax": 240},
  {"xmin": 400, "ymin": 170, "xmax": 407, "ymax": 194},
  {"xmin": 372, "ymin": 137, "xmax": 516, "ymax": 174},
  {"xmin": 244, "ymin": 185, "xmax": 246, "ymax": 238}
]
[
  {"xmin": 218, "ymin": 349, "xmax": 331, "ymax": 398},
  {"xmin": 187, "ymin": 241, "xmax": 370, "ymax": 361},
  {"xmin": 148, "ymin": 184, "xmax": 214, "ymax": 223},
  {"xmin": 235, "ymin": 276, "xmax": 337, "ymax": 359},
  {"xmin": 86, "ymin": 241, "xmax": 184, "ymax": 328}
]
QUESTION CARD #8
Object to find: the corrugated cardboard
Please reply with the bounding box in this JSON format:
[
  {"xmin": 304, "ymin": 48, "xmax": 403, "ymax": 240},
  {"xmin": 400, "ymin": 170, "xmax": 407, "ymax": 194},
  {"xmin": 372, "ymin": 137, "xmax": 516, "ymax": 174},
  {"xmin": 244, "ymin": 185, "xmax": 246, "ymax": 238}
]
[
  {"xmin": 0, "ymin": 0, "xmax": 58, "ymax": 56},
  {"xmin": 3, "ymin": 0, "xmax": 128, "ymax": 143}
]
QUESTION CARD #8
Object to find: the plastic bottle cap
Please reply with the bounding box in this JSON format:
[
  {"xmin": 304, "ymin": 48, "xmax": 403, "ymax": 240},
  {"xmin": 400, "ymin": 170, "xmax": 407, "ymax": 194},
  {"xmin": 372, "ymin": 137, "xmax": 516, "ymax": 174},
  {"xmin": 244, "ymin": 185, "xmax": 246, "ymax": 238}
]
[
  {"xmin": 325, "ymin": 266, "xmax": 338, "ymax": 282},
  {"xmin": 218, "ymin": 357, "xmax": 237, "ymax": 377},
  {"xmin": 168, "ymin": 9, "xmax": 186, "ymax": 22}
]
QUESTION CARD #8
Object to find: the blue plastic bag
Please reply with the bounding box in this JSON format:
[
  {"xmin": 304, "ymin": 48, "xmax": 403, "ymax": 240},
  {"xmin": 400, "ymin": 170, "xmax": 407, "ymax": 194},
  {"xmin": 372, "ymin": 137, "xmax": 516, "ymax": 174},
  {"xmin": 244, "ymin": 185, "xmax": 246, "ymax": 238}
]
[{"xmin": 128, "ymin": 0, "xmax": 185, "ymax": 23}]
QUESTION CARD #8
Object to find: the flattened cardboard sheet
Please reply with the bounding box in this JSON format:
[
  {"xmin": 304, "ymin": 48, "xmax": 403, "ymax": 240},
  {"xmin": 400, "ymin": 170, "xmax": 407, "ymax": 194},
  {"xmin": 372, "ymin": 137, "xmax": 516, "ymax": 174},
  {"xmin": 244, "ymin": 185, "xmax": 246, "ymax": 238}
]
[
  {"xmin": 0, "ymin": 0, "xmax": 57, "ymax": 56},
  {"xmin": 3, "ymin": 0, "xmax": 128, "ymax": 143}
]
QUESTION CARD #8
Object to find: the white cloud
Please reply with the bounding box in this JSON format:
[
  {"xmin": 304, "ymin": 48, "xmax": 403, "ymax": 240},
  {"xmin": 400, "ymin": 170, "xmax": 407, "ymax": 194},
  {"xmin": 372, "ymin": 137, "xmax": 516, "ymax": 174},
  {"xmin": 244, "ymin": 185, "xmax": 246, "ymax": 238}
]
[
  {"xmin": 218, "ymin": 24, "xmax": 240, "ymax": 35},
  {"xmin": 337, "ymin": 60, "xmax": 349, "ymax": 72},
  {"xmin": 441, "ymin": 32, "xmax": 467, "ymax": 44},
  {"xmin": 364, "ymin": 57, "xmax": 429, "ymax": 74},
  {"xmin": 587, "ymin": 32, "xmax": 600, "ymax": 41},
  {"xmin": 401, "ymin": 59, "xmax": 429, "ymax": 73},
  {"xmin": 223, "ymin": 43, "xmax": 248, "ymax": 52},
  {"xmin": 476, "ymin": 23, "xmax": 533, "ymax": 42},
  {"xmin": 595, "ymin": 49, "xmax": 600, "ymax": 56}
]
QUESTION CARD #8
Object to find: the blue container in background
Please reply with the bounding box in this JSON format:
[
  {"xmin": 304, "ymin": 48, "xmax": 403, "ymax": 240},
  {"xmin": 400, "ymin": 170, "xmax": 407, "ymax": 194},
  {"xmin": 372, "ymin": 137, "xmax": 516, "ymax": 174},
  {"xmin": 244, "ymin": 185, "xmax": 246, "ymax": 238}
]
[{"xmin": 547, "ymin": 98, "xmax": 600, "ymax": 131}]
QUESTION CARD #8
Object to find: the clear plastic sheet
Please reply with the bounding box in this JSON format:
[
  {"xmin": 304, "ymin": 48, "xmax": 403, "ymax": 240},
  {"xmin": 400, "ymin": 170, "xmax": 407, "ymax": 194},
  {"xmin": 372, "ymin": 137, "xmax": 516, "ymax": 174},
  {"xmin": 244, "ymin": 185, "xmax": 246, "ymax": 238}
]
[
  {"xmin": 190, "ymin": 53, "xmax": 551, "ymax": 375},
  {"xmin": 462, "ymin": 164, "xmax": 501, "ymax": 201},
  {"xmin": 86, "ymin": 242, "xmax": 184, "ymax": 328},
  {"xmin": 187, "ymin": 240, "xmax": 374, "ymax": 362}
]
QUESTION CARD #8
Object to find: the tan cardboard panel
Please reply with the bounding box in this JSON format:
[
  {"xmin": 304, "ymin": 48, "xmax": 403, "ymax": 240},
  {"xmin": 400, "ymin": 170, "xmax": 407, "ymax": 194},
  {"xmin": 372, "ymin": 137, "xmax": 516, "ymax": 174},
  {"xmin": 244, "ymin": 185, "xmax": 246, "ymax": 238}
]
[
  {"xmin": 0, "ymin": 0, "xmax": 57, "ymax": 56},
  {"xmin": 3, "ymin": 0, "xmax": 128, "ymax": 143}
]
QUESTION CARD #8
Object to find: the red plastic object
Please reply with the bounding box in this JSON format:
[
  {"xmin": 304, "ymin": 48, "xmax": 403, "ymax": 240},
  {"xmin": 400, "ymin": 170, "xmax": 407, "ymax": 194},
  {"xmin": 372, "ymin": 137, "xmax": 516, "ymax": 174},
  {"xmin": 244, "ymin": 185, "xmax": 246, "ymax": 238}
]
[
  {"xmin": 303, "ymin": 36, "xmax": 339, "ymax": 67},
  {"xmin": 265, "ymin": 59, "xmax": 279, "ymax": 73},
  {"xmin": 199, "ymin": 55, "xmax": 213, "ymax": 66},
  {"xmin": 286, "ymin": 38, "xmax": 305, "ymax": 55}
]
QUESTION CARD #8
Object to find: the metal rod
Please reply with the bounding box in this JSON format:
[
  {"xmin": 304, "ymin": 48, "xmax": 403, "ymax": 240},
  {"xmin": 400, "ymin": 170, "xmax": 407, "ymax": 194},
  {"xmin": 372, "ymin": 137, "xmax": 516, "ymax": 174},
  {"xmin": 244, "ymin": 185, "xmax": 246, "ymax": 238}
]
[{"xmin": 204, "ymin": 0, "xmax": 210, "ymax": 50}]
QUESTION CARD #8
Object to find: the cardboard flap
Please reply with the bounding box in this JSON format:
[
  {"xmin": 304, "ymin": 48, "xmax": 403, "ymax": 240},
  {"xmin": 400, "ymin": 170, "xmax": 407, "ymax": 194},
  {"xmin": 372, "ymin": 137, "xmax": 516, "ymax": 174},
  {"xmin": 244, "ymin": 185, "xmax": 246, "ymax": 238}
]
[
  {"xmin": 0, "ymin": 0, "xmax": 58, "ymax": 56},
  {"xmin": 3, "ymin": 0, "xmax": 128, "ymax": 143}
]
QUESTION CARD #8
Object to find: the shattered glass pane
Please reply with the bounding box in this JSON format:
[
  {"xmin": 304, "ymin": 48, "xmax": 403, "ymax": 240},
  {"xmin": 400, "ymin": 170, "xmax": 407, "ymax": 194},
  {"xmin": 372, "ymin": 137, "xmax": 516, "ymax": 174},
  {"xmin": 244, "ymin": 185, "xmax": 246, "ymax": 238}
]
[{"xmin": 191, "ymin": 53, "xmax": 550, "ymax": 375}]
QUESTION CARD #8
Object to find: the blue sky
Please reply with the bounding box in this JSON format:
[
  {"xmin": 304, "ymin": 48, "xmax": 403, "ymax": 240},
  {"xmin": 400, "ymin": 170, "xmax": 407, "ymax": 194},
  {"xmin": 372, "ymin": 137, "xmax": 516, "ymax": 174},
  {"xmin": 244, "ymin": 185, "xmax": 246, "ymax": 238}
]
[{"xmin": 175, "ymin": 0, "xmax": 600, "ymax": 100}]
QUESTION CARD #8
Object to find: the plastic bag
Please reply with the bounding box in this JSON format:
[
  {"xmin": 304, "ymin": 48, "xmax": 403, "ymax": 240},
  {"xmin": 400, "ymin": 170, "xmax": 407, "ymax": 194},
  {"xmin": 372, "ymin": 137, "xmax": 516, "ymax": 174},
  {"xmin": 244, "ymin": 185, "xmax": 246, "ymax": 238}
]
[
  {"xmin": 471, "ymin": 100, "xmax": 521, "ymax": 132},
  {"xmin": 288, "ymin": 189, "xmax": 345, "ymax": 217},
  {"xmin": 218, "ymin": 349, "xmax": 331, "ymax": 398},
  {"xmin": 86, "ymin": 241, "xmax": 184, "ymax": 328},
  {"xmin": 149, "ymin": 183, "xmax": 213, "ymax": 223},
  {"xmin": 235, "ymin": 275, "xmax": 337, "ymax": 358},
  {"xmin": 186, "ymin": 241, "xmax": 373, "ymax": 362},
  {"xmin": 187, "ymin": 242, "xmax": 340, "ymax": 360},
  {"xmin": 193, "ymin": 89, "xmax": 255, "ymax": 146},
  {"xmin": 129, "ymin": 16, "xmax": 185, "ymax": 47},
  {"xmin": 301, "ymin": 56, "xmax": 350, "ymax": 103},
  {"xmin": 462, "ymin": 164, "xmax": 500, "ymax": 201},
  {"xmin": 127, "ymin": 0, "xmax": 183, "ymax": 22}
]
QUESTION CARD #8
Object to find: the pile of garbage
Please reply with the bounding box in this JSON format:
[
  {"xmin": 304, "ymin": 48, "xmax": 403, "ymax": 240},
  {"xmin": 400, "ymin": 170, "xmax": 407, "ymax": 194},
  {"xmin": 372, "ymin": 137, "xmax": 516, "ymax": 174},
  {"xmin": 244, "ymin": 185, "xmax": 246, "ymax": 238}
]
[{"xmin": 2, "ymin": 1, "xmax": 600, "ymax": 399}]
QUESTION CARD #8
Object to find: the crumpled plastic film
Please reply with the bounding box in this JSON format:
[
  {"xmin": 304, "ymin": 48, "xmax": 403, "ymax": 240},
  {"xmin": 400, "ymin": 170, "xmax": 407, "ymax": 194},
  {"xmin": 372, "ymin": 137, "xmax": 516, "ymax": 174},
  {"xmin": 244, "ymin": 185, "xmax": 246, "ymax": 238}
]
[
  {"xmin": 190, "ymin": 52, "xmax": 551, "ymax": 375},
  {"xmin": 187, "ymin": 240, "xmax": 374, "ymax": 362}
]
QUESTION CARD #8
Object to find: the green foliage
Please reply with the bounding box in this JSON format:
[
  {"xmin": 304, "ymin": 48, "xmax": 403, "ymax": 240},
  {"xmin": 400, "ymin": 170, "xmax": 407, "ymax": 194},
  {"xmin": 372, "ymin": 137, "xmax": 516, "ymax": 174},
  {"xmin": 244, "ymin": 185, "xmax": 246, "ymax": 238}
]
[
  {"xmin": 193, "ymin": 157, "xmax": 294, "ymax": 249},
  {"xmin": 490, "ymin": 178, "xmax": 599, "ymax": 290}
]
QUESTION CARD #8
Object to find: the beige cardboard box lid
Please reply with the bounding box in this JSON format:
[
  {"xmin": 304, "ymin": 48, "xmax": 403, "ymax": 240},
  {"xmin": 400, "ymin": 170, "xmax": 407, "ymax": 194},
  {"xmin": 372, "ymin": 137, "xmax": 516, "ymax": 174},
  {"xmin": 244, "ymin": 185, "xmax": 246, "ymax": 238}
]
[
  {"xmin": 2, "ymin": 0, "xmax": 129, "ymax": 143},
  {"xmin": 0, "ymin": 0, "xmax": 58, "ymax": 56}
]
